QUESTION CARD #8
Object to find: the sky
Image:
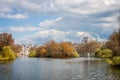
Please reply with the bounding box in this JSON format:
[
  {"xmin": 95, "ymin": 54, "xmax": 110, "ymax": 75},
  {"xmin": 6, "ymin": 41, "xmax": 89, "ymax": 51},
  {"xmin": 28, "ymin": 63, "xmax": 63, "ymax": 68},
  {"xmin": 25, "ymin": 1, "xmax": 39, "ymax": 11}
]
[{"xmin": 0, "ymin": 0, "xmax": 120, "ymax": 45}]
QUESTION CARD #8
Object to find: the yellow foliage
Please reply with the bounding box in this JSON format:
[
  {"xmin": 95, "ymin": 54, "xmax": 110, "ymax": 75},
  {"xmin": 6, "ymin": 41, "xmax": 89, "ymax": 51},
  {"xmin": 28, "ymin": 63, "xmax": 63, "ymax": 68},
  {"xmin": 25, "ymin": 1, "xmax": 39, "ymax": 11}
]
[
  {"xmin": 60, "ymin": 42, "xmax": 75, "ymax": 57},
  {"xmin": 40, "ymin": 47, "xmax": 46, "ymax": 57}
]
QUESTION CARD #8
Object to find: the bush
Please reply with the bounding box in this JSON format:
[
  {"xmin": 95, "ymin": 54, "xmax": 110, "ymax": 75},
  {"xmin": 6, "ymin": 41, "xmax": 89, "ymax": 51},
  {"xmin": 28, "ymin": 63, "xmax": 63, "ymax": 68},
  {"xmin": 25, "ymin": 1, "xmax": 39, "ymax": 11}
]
[
  {"xmin": 106, "ymin": 56, "xmax": 120, "ymax": 66},
  {"xmin": 95, "ymin": 48, "xmax": 102, "ymax": 57},
  {"xmin": 0, "ymin": 58, "xmax": 9, "ymax": 61},
  {"xmin": 113, "ymin": 56, "xmax": 120, "ymax": 65},
  {"xmin": 0, "ymin": 46, "xmax": 16, "ymax": 60},
  {"xmin": 2, "ymin": 46, "xmax": 10, "ymax": 58},
  {"xmin": 0, "ymin": 55, "xmax": 2, "ymax": 58},
  {"xmin": 2, "ymin": 46, "xmax": 16, "ymax": 59},
  {"xmin": 106, "ymin": 59, "xmax": 114, "ymax": 65},
  {"xmin": 28, "ymin": 50, "xmax": 37, "ymax": 57},
  {"xmin": 101, "ymin": 49, "xmax": 112, "ymax": 58},
  {"xmin": 72, "ymin": 52, "xmax": 79, "ymax": 58},
  {"xmin": 0, "ymin": 51, "xmax": 2, "ymax": 58},
  {"xmin": 95, "ymin": 48, "xmax": 112, "ymax": 58},
  {"xmin": 9, "ymin": 53, "xmax": 16, "ymax": 60}
]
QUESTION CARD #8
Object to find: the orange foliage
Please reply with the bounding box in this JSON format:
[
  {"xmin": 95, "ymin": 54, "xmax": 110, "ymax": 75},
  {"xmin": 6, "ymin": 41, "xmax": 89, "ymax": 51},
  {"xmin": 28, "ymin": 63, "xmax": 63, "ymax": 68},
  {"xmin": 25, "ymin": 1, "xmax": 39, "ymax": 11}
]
[
  {"xmin": 31, "ymin": 40, "xmax": 79, "ymax": 58},
  {"xmin": 45, "ymin": 40, "xmax": 61, "ymax": 58},
  {"xmin": 36, "ymin": 46, "xmax": 46, "ymax": 57},
  {"xmin": 60, "ymin": 42, "xmax": 75, "ymax": 57},
  {"xmin": 0, "ymin": 33, "xmax": 14, "ymax": 50}
]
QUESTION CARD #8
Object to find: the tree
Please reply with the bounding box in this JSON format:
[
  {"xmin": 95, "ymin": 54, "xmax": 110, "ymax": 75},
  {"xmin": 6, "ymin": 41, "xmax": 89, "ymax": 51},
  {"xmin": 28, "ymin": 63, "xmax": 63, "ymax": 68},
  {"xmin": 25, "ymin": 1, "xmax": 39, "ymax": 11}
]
[
  {"xmin": 28, "ymin": 50, "xmax": 37, "ymax": 57},
  {"xmin": 2, "ymin": 46, "xmax": 16, "ymax": 60},
  {"xmin": 12, "ymin": 44, "xmax": 22, "ymax": 54},
  {"xmin": 105, "ymin": 28, "xmax": 120, "ymax": 56},
  {"xmin": 77, "ymin": 41, "xmax": 102, "ymax": 57},
  {"xmin": 45, "ymin": 40, "xmax": 60, "ymax": 58},
  {"xmin": 60, "ymin": 42, "xmax": 75, "ymax": 57},
  {"xmin": 36, "ymin": 46, "xmax": 46, "ymax": 57},
  {"xmin": 106, "ymin": 10, "xmax": 120, "ymax": 66},
  {"xmin": 0, "ymin": 33, "xmax": 14, "ymax": 50},
  {"xmin": 95, "ymin": 48, "xmax": 102, "ymax": 57}
]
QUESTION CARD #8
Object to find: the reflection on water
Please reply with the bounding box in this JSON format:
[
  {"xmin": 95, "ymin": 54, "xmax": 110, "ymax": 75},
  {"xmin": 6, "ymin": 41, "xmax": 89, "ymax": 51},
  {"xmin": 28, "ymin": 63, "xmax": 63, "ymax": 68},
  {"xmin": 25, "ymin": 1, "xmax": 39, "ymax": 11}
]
[{"xmin": 0, "ymin": 57, "xmax": 120, "ymax": 80}]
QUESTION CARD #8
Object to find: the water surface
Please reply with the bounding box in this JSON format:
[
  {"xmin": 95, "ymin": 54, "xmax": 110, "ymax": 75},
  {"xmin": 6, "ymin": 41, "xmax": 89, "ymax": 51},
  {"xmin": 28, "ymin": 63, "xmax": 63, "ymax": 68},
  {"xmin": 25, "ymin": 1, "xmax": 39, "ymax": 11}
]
[{"xmin": 0, "ymin": 57, "xmax": 120, "ymax": 80}]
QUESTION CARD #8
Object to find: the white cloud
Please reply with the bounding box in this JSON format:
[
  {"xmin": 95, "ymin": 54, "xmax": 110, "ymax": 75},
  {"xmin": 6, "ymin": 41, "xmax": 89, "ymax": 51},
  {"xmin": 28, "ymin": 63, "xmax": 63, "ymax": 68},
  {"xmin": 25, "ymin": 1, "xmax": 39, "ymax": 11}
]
[
  {"xmin": 1, "ymin": 0, "xmax": 119, "ymax": 15},
  {"xmin": 0, "ymin": 7, "xmax": 11, "ymax": 13},
  {"xmin": 20, "ymin": 1, "xmax": 42, "ymax": 11},
  {"xmin": 9, "ymin": 26, "xmax": 39, "ymax": 32},
  {"xmin": 39, "ymin": 17, "xmax": 62, "ymax": 28},
  {"xmin": 77, "ymin": 32, "xmax": 86, "ymax": 36},
  {"xmin": 54, "ymin": 0, "xmax": 119, "ymax": 14},
  {"xmin": 36, "ymin": 29, "xmax": 65, "ymax": 41},
  {"xmin": 0, "ymin": 13, "xmax": 27, "ymax": 19},
  {"xmin": 100, "ymin": 14, "xmax": 118, "ymax": 22},
  {"xmin": 15, "ymin": 29, "xmax": 66, "ymax": 44},
  {"xmin": 0, "ymin": 0, "xmax": 119, "ymax": 44}
]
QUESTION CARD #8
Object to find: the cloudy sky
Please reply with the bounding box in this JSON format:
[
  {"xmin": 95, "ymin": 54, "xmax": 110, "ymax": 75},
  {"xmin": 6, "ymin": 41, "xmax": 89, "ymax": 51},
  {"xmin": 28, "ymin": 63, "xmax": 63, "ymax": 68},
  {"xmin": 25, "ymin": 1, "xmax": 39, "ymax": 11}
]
[{"xmin": 0, "ymin": 0, "xmax": 120, "ymax": 45}]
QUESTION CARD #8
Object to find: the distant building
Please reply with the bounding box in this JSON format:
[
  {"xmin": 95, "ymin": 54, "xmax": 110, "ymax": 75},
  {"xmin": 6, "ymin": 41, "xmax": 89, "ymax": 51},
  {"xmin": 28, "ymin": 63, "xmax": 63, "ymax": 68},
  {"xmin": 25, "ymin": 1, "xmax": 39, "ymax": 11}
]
[
  {"xmin": 19, "ymin": 44, "xmax": 33, "ymax": 56},
  {"xmin": 81, "ymin": 36, "xmax": 96, "ymax": 44}
]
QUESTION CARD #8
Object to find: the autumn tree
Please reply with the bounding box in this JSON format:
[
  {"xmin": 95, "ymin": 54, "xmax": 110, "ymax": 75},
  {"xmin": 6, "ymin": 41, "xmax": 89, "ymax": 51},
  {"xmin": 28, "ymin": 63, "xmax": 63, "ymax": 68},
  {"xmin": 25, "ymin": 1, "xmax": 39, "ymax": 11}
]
[
  {"xmin": 45, "ymin": 40, "xmax": 61, "ymax": 58},
  {"xmin": 105, "ymin": 29, "xmax": 120, "ymax": 56},
  {"xmin": 60, "ymin": 42, "xmax": 76, "ymax": 57},
  {"xmin": 36, "ymin": 46, "xmax": 46, "ymax": 57},
  {"xmin": 29, "ymin": 45, "xmax": 37, "ymax": 52},
  {"xmin": 0, "ymin": 33, "xmax": 14, "ymax": 50},
  {"xmin": 12, "ymin": 44, "xmax": 22, "ymax": 54},
  {"xmin": 105, "ymin": 12, "xmax": 120, "ymax": 56}
]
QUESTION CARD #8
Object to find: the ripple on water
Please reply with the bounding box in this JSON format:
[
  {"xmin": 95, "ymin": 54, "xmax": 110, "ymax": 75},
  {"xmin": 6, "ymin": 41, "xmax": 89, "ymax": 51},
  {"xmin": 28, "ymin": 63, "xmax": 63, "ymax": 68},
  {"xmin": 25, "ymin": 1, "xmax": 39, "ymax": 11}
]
[{"xmin": 0, "ymin": 58, "xmax": 120, "ymax": 80}]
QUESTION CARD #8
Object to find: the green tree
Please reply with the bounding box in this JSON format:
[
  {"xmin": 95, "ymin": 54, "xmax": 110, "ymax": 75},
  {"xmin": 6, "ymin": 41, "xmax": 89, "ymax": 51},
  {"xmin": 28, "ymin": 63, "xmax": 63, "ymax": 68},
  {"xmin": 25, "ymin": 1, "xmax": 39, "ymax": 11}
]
[
  {"xmin": 95, "ymin": 48, "xmax": 102, "ymax": 57},
  {"xmin": 101, "ymin": 49, "xmax": 112, "ymax": 58},
  {"xmin": 2, "ymin": 46, "xmax": 16, "ymax": 60},
  {"xmin": 29, "ymin": 50, "xmax": 37, "ymax": 57}
]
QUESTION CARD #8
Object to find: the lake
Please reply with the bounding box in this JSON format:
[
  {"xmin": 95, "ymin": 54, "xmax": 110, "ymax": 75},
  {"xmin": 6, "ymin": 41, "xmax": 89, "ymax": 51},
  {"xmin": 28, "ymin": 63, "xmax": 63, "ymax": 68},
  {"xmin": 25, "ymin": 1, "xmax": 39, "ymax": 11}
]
[{"xmin": 0, "ymin": 57, "xmax": 120, "ymax": 80}]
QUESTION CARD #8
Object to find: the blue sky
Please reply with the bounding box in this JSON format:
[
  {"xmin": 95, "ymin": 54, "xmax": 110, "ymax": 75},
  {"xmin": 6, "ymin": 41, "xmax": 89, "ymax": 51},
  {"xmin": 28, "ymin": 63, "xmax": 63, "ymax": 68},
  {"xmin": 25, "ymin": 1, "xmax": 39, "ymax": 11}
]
[{"xmin": 0, "ymin": 0, "xmax": 120, "ymax": 45}]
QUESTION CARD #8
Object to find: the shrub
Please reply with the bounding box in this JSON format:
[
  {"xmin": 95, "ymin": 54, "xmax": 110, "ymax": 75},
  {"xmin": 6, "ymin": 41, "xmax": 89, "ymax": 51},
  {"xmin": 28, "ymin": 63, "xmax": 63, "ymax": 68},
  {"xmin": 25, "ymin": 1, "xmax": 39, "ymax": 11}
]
[
  {"xmin": 28, "ymin": 50, "xmax": 37, "ymax": 57},
  {"xmin": 95, "ymin": 48, "xmax": 102, "ymax": 57},
  {"xmin": 101, "ymin": 49, "xmax": 112, "ymax": 58},
  {"xmin": 95, "ymin": 48, "xmax": 112, "ymax": 58},
  {"xmin": 72, "ymin": 52, "xmax": 79, "ymax": 58},
  {"xmin": 113, "ymin": 56, "xmax": 120, "ymax": 65},
  {"xmin": 2, "ymin": 46, "xmax": 10, "ymax": 58},
  {"xmin": 106, "ymin": 56, "xmax": 120, "ymax": 66},
  {"xmin": 0, "ymin": 51, "xmax": 2, "ymax": 58},
  {"xmin": 0, "ymin": 55, "xmax": 2, "ymax": 58},
  {"xmin": 106, "ymin": 59, "xmax": 114, "ymax": 65},
  {"xmin": 9, "ymin": 53, "xmax": 16, "ymax": 60},
  {"xmin": 0, "ymin": 46, "xmax": 16, "ymax": 60}
]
